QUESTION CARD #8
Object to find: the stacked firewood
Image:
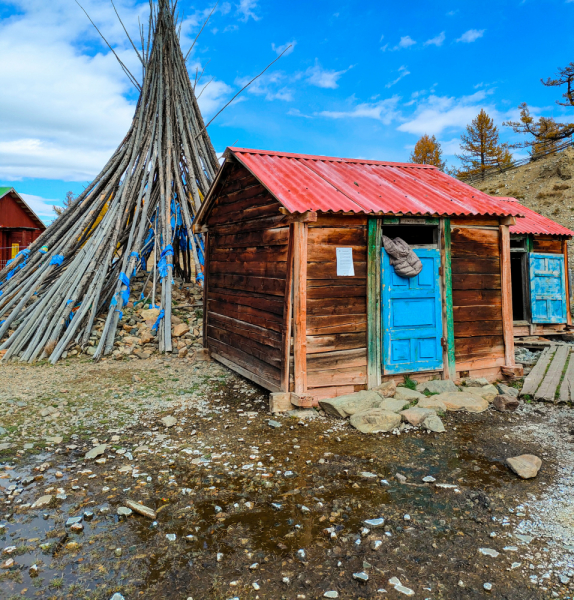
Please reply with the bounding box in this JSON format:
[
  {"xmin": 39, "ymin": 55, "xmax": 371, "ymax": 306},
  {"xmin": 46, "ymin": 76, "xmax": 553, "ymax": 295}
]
[{"xmin": 0, "ymin": 0, "xmax": 217, "ymax": 364}]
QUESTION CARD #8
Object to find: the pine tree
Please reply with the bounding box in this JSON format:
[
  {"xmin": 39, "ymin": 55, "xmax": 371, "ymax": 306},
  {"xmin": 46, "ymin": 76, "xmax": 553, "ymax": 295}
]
[
  {"xmin": 410, "ymin": 134, "xmax": 445, "ymax": 170},
  {"xmin": 53, "ymin": 191, "xmax": 75, "ymax": 217},
  {"xmin": 456, "ymin": 109, "xmax": 511, "ymax": 179},
  {"xmin": 504, "ymin": 103, "xmax": 565, "ymax": 155}
]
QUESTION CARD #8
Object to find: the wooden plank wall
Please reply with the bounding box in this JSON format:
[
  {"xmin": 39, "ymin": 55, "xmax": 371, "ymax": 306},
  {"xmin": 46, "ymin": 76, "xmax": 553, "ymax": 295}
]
[
  {"xmin": 206, "ymin": 161, "xmax": 289, "ymax": 392},
  {"xmin": 301, "ymin": 218, "xmax": 369, "ymax": 401},
  {"xmin": 450, "ymin": 217, "xmax": 506, "ymax": 376},
  {"xmin": 532, "ymin": 236, "xmax": 563, "ymax": 254}
]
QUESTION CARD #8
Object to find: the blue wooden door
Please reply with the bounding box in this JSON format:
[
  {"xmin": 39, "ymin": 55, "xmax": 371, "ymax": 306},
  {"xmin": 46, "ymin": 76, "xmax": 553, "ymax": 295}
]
[
  {"xmin": 529, "ymin": 253, "xmax": 567, "ymax": 323},
  {"xmin": 381, "ymin": 248, "xmax": 443, "ymax": 374}
]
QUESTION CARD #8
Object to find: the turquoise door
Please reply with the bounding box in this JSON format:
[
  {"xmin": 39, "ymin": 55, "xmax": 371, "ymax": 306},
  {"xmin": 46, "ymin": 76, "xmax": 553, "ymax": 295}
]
[
  {"xmin": 382, "ymin": 248, "xmax": 443, "ymax": 374},
  {"xmin": 529, "ymin": 253, "xmax": 567, "ymax": 323}
]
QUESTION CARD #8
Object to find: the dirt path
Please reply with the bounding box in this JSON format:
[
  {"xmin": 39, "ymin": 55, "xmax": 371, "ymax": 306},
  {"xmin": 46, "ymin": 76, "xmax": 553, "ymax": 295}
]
[{"xmin": 1, "ymin": 356, "xmax": 573, "ymax": 599}]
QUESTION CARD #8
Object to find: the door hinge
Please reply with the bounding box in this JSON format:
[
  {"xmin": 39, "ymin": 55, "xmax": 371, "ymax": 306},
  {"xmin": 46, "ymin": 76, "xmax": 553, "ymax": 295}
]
[{"xmin": 441, "ymin": 337, "xmax": 447, "ymax": 348}]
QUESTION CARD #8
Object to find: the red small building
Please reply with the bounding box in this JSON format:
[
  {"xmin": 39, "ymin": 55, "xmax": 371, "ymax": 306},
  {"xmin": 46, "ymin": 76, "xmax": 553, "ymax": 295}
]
[{"xmin": 0, "ymin": 187, "xmax": 46, "ymax": 269}]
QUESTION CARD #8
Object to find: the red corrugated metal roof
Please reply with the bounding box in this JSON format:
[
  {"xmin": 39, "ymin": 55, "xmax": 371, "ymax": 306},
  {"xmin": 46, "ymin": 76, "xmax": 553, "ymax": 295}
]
[
  {"xmin": 227, "ymin": 147, "xmax": 524, "ymax": 218},
  {"xmin": 494, "ymin": 197, "xmax": 573, "ymax": 237}
]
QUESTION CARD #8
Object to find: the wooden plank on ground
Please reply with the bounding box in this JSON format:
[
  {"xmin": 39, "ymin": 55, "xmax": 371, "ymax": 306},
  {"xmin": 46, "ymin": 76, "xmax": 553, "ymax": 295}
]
[
  {"xmin": 535, "ymin": 345, "xmax": 570, "ymax": 401},
  {"xmin": 521, "ymin": 346, "xmax": 554, "ymax": 396},
  {"xmin": 559, "ymin": 350, "xmax": 574, "ymax": 402}
]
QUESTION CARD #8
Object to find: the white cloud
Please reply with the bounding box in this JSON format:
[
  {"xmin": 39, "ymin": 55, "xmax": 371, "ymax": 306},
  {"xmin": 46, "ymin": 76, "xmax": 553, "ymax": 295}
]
[
  {"xmin": 424, "ymin": 31, "xmax": 446, "ymax": 46},
  {"xmin": 287, "ymin": 108, "xmax": 313, "ymax": 119},
  {"xmin": 236, "ymin": 0, "xmax": 260, "ymax": 22},
  {"xmin": 317, "ymin": 96, "xmax": 401, "ymax": 125},
  {"xmin": 456, "ymin": 29, "xmax": 485, "ymax": 43},
  {"xmin": 386, "ymin": 66, "xmax": 410, "ymax": 88},
  {"xmin": 397, "ymin": 90, "xmax": 496, "ymax": 136},
  {"xmin": 395, "ymin": 35, "xmax": 416, "ymax": 49},
  {"xmin": 19, "ymin": 193, "xmax": 61, "ymax": 223},
  {"xmin": 236, "ymin": 71, "xmax": 293, "ymax": 101},
  {"xmin": 0, "ymin": 0, "xmax": 231, "ymax": 182},
  {"xmin": 306, "ymin": 61, "xmax": 350, "ymax": 89},
  {"xmin": 272, "ymin": 40, "xmax": 296, "ymax": 56}
]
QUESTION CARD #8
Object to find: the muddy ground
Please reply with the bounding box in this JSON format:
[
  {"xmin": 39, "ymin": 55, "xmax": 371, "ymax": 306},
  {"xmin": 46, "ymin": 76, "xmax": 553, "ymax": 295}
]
[{"xmin": 1, "ymin": 356, "xmax": 574, "ymax": 600}]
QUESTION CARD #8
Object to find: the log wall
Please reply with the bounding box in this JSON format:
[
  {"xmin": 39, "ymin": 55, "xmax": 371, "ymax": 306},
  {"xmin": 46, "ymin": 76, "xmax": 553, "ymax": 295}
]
[
  {"xmin": 450, "ymin": 218, "xmax": 506, "ymax": 376},
  {"xmin": 301, "ymin": 218, "xmax": 369, "ymax": 400},
  {"xmin": 205, "ymin": 161, "xmax": 288, "ymax": 392},
  {"xmin": 532, "ymin": 236, "xmax": 563, "ymax": 254}
]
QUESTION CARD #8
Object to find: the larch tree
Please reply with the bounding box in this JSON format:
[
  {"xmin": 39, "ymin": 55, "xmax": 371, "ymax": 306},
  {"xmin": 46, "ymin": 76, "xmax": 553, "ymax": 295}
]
[
  {"xmin": 410, "ymin": 134, "xmax": 445, "ymax": 170},
  {"xmin": 456, "ymin": 109, "xmax": 511, "ymax": 179},
  {"xmin": 504, "ymin": 62, "xmax": 574, "ymax": 149}
]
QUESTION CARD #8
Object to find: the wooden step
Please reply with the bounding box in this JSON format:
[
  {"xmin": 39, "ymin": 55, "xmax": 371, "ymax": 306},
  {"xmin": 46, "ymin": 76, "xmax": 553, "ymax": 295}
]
[
  {"xmin": 535, "ymin": 345, "xmax": 570, "ymax": 402},
  {"xmin": 559, "ymin": 352, "xmax": 574, "ymax": 403},
  {"xmin": 521, "ymin": 346, "xmax": 554, "ymax": 397}
]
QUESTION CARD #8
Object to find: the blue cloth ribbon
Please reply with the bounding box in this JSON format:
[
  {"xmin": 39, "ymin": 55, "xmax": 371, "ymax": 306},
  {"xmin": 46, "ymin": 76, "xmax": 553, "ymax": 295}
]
[
  {"xmin": 119, "ymin": 272, "xmax": 131, "ymax": 305},
  {"xmin": 158, "ymin": 244, "xmax": 174, "ymax": 280},
  {"xmin": 151, "ymin": 309, "xmax": 165, "ymax": 332},
  {"xmin": 196, "ymin": 271, "xmax": 204, "ymax": 283},
  {"xmin": 50, "ymin": 255, "xmax": 64, "ymax": 266}
]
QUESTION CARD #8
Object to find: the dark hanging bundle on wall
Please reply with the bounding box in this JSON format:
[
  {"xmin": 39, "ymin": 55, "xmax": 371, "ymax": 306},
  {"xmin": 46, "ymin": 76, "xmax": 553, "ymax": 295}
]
[{"xmin": 0, "ymin": 0, "xmax": 219, "ymax": 363}]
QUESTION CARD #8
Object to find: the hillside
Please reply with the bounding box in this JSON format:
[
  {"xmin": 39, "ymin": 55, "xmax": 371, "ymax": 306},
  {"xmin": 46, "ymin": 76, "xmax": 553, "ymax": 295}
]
[{"xmin": 472, "ymin": 145, "xmax": 574, "ymax": 262}]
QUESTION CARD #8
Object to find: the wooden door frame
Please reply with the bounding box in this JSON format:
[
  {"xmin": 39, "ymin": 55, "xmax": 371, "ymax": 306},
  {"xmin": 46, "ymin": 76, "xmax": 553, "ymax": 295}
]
[
  {"xmin": 440, "ymin": 218, "xmax": 456, "ymax": 379},
  {"xmin": 367, "ymin": 218, "xmax": 382, "ymax": 388}
]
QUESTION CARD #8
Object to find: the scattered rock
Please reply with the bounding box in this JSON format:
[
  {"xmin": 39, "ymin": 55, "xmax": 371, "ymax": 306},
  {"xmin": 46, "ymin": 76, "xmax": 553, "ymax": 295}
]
[
  {"xmin": 507, "ymin": 454, "xmax": 542, "ymax": 479},
  {"xmin": 496, "ymin": 383, "xmax": 519, "ymax": 397},
  {"xmin": 432, "ymin": 392, "xmax": 489, "ymax": 413},
  {"xmin": 463, "ymin": 377, "xmax": 490, "ymax": 388},
  {"xmin": 66, "ymin": 517, "xmax": 82, "ymax": 526},
  {"xmin": 394, "ymin": 387, "xmax": 425, "ymax": 402},
  {"xmin": 319, "ymin": 390, "xmax": 382, "ymax": 418},
  {"xmin": 493, "ymin": 394, "xmax": 520, "ymax": 412},
  {"xmin": 422, "ymin": 415, "xmax": 445, "ymax": 432},
  {"xmin": 400, "ymin": 407, "xmax": 436, "ymax": 426},
  {"xmin": 417, "ymin": 379, "xmax": 458, "ymax": 394},
  {"xmin": 140, "ymin": 308, "xmax": 160, "ymax": 321},
  {"xmin": 417, "ymin": 396, "xmax": 447, "ymax": 412},
  {"xmin": 32, "ymin": 495, "xmax": 53, "ymax": 509},
  {"xmin": 353, "ymin": 572, "xmax": 369, "ymax": 582},
  {"xmin": 173, "ymin": 323, "xmax": 190, "ymax": 337},
  {"xmin": 1, "ymin": 558, "xmax": 14, "ymax": 569},
  {"xmin": 464, "ymin": 384, "xmax": 499, "ymax": 402},
  {"xmin": 479, "ymin": 548, "xmax": 500, "ymax": 557},
  {"xmin": 125, "ymin": 500, "xmax": 157, "ymax": 520},
  {"xmin": 85, "ymin": 444, "xmax": 107, "ymax": 460},
  {"xmin": 110, "ymin": 594, "xmax": 125, "ymax": 600},
  {"xmin": 373, "ymin": 380, "xmax": 396, "ymax": 398},
  {"xmin": 395, "ymin": 473, "xmax": 407, "ymax": 483},
  {"xmin": 117, "ymin": 507, "xmax": 133, "ymax": 518},
  {"xmin": 45, "ymin": 436, "xmax": 63, "ymax": 444},
  {"xmin": 379, "ymin": 398, "xmax": 410, "ymax": 413},
  {"xmin": 364, "ymin": 518, "xmax": 385, "ymax": 527},
  {"xmin": 267, "ymin": 419, "xmax": 282, "ymax": 429},
  {"xmin": 350, "ymin": 408, "xmax": 402, "ymax": 434},
  {"xmin": 324, "ymin": 592, "xmax": 339, "ymax": 599},
  {"xmin": 161, "ymin": 416, "xmax": 177, "ymax": 428}
]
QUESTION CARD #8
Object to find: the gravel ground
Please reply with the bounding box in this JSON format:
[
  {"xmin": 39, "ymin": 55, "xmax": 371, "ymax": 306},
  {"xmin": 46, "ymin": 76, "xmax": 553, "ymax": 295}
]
[{"xmin": 1, "ymin": 356, "xmax": 574, "ymax": 599}]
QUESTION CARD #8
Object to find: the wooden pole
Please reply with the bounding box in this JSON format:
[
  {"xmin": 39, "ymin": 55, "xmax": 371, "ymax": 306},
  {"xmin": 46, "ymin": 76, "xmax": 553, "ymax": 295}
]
[
  {"xmin": 500, "ymin": 224, "xmax": 515, "ymax": 366},
  {"xmin": 292, "ymin": 221, "xmax": 308, "ymax": 395},
  {"xmin": 367, "ymin": 218, "xmax": 381, "ymax": 388},
  {"xmin": 280, "ymin": 224, "xmax": 295, "ymax": 392},
  {"xmin": 440, "ymin": 218, "xmax": 456, "ymax": 379},
  {"xmin": 563, "ymin": 239, "xmax": 572, "ymax": 326}
]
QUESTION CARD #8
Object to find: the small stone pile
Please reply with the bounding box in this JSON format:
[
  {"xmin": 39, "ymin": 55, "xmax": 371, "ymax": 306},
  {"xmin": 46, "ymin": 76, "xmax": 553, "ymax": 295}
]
[
  {"xmin": 319, "ymin": 377, "xmax": 515, "ymax": 435},
  {"xmin": 67, "ymin": 274, "xmax": 204, "ymax": 360}
]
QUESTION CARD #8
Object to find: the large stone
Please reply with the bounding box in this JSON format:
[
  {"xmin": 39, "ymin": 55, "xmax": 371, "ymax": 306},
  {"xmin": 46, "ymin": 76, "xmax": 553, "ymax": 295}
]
[
  {"xmin": 417, "ymin": 379, "xmax": 458, "ymax": 394},
  {"xmin": 269, "ymin": 392, "xmax": 294, "ymax": 414},
  {"xmin": 379, "ymin": 398, "xmax": 410, "ymax": 413},
  {"xmin": 496, "ymin": 383, "xmax": 519, "ymax": 398},
  {"xmin": 373, "ymin": 380, "xmax": 397, "ymax": 398},
  {"xmin": 139, "ymin": 329, "xmax": 154, "ymax": 344},
  {"xmin": 141, "ymin": 308, "xmax": 160, "ymax": 321},
  {"xmin": 464, "ymin": 384, "xmax": 498, "ymax": 402},
  {"xmin": 422, "ymin": 415, "xmax": 445, "ymax": 433},
  {"xmin": 161, "ymin": 416, "xmax": 177, "ymax": 428},
  {"xmin": 85, "ymin": 444, "xmax": 107, "ymax": 460},
  {"xmin": 417, "ymin": 397, "xmax": 447, "ymax": 412},
  {"xmin": 507, "ymin": 454, "xmax": 542, "ymax": 479},
  {"xmin": 493, "ymin": 395, "xmax": 520, "ymax": 412},
  {"xmin": 173, "ymin": 323, "xmax": 190, "ymax": 337},
  {"xmin": 433, "ymin": 392, "xmax": 489, "ymax": 413},
  {"xmin": 463, "ymin": 377, "xmax": 490, "ymax": 388},
  {"xmin": 400, "ymin": 407, "xmax": 436, "ymax": 426},
  {"xmin": 350, "ymin": 408, "xmax": 401, "ymax": 434},
  {"xmin": 320, "ymin": 390, "xmax": 382, "ymax": 418},
  {"xmin": 394, "ymin": 387, "xmax": 425, "ymax": 402},
  {"xmin": 32, "ymin": 495, "xmax": 53, "ymax": 509}
]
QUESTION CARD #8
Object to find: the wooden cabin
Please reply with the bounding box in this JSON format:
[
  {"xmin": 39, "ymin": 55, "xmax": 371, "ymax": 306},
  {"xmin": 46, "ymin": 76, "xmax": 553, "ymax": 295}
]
[
  {"xmin": 495, "ymin": 197, "xmax": 573, "ymax": 339},
  {"xmin": 195, "ymin": 148, "xmax": 526, "ymax": 406},
  {"xmin": 0, "ymin": 187, "xmax": 46, "ymax": 269}
]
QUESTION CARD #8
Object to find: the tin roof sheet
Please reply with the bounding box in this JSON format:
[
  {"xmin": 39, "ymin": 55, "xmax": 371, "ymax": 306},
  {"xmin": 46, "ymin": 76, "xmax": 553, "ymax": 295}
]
[
  {"xmin": 495, "ymin": 197, "xmax": 573, "ymax": 237},
  {"xmin": 227, "ymin": 147, "xmax": 524, "ymax": 218}
]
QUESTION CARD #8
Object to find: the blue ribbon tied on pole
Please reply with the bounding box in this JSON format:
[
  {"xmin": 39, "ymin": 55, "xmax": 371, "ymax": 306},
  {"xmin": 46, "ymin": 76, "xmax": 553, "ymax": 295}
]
[
  {"xmin": 151, "ymin": 309, "xmax": 165, "ymax": 332},
  {"xmin": 119, "ymin": 272, "xmax": 130, "ymax": 305},
  {"xmin": 50, "ymin": 254, "xmax": 64, "ymax": 266},
  {"xmin": 158, "ymin": 244, "xmax": 174, "ymax": 280}
]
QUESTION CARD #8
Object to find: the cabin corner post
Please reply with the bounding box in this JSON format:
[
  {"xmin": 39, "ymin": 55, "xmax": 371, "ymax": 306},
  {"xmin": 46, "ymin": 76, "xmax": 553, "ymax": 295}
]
[
  {"xmin": 367, "ymin": 218, "xmax": 382, "ymax": 388},
  {"xmin": 563, "ymin": 239, "xmax": 572, "ymax": 325},
  {"xmin": 441, "ymin": 218, "xmax": 456, "ymax": 378},
  {"xmin": 499, "ymin": 223, "xmax": 515, "ymax": 366},
  {"xmin": 202, "ymin": 231, "xmax": 210, "ymax": 349},
  {"xmin": 281, "ymin": 224, "xmax": 295, "ymax": 392},
  {"xmin": 293, "ymin": 221, "xmax": 308, "ymax": 394}
]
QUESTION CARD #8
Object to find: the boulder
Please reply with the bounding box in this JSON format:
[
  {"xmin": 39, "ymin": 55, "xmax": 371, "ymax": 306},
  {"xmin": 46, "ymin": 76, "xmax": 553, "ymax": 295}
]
[
  {"xmin": 400, "ymin": 407, "xmax": 436, "ymax": 426},
  {"xmin": 320, "ymin": 390, "xmax": 382, "ymax": 418},
  {"xmin": 161, "ymin": 416, "xmax": 177, "ymax": 428},
  {"xmin": 493, "ymin": 395, "xmax": 520, "ymax": 412},
  {"xmin": 350, "ymin": 408, "xmax": 401, "ymax": 434},
  {"xmin": 379, "ymin": 398, "xmax": 410, "ymax": 412},
  {"xmin": 173, "ymin": 323, "xmax": 190, "ymax": 337},
  {"xmin": 464, "ymin": 384, "xmax": 498, "ymax": 402},
  {"xmin": 417, "ymin": 379, "xmax": 458, "ymax": 395},
  {"xmin": 496, "ymin": 383, "xmax": 519, "ymax": 398},
  {"xmin": 394, "ymin": 387, "xmax": 425, "ymax": 402},
  {"xmin": 139, "ymin": 329, "xmax": 154, "ymax": 344},
  {"xmin": 463, "ymin": 377, "xmax": 490, "ymax": 388},
  {"xmin": 433, "ymin": 392, "xmax": 489, "ymax": 413},
  {"xmin": 141, "ymin": 308, "xmax": 160, "ymax": 321},
  {"xmin": 506, "ymin": 454, "xmax": 542, "ymax": 479},
  {"xmin": 422, "ymin": 415, "xmax": 445, "ymax": 433},
  {"xmin": 373, "ymin": 380, "xmax": 397, "ymax": 398},
  {"xmin": 417, "ymin": 397, "xmax": 447, "ymax": 412}
]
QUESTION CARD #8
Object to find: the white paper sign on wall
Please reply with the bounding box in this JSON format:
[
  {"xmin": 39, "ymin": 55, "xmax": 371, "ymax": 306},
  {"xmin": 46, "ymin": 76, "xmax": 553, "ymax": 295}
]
[{"xmin": 336, "ymin": 247, "xmax": 355, "ymax": 276}]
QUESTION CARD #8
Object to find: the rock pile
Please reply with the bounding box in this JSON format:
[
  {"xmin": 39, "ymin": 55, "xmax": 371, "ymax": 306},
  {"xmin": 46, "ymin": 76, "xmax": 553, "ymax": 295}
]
[{"xmin": 319, "ymin": 378, "xmax": 511, "ymax": 434}]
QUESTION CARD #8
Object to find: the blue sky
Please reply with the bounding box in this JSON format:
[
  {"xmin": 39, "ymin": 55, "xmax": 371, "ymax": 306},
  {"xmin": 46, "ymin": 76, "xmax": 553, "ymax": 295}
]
[{"xmin": 0, "ymin": 0, "xmax": 573, "ymax": 222}]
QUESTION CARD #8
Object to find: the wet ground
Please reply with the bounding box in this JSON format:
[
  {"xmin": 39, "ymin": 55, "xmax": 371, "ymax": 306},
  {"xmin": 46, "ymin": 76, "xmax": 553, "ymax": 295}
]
[{"xmin": 1, "ymin": 356, "xmax": 574, "ymax": 599}]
